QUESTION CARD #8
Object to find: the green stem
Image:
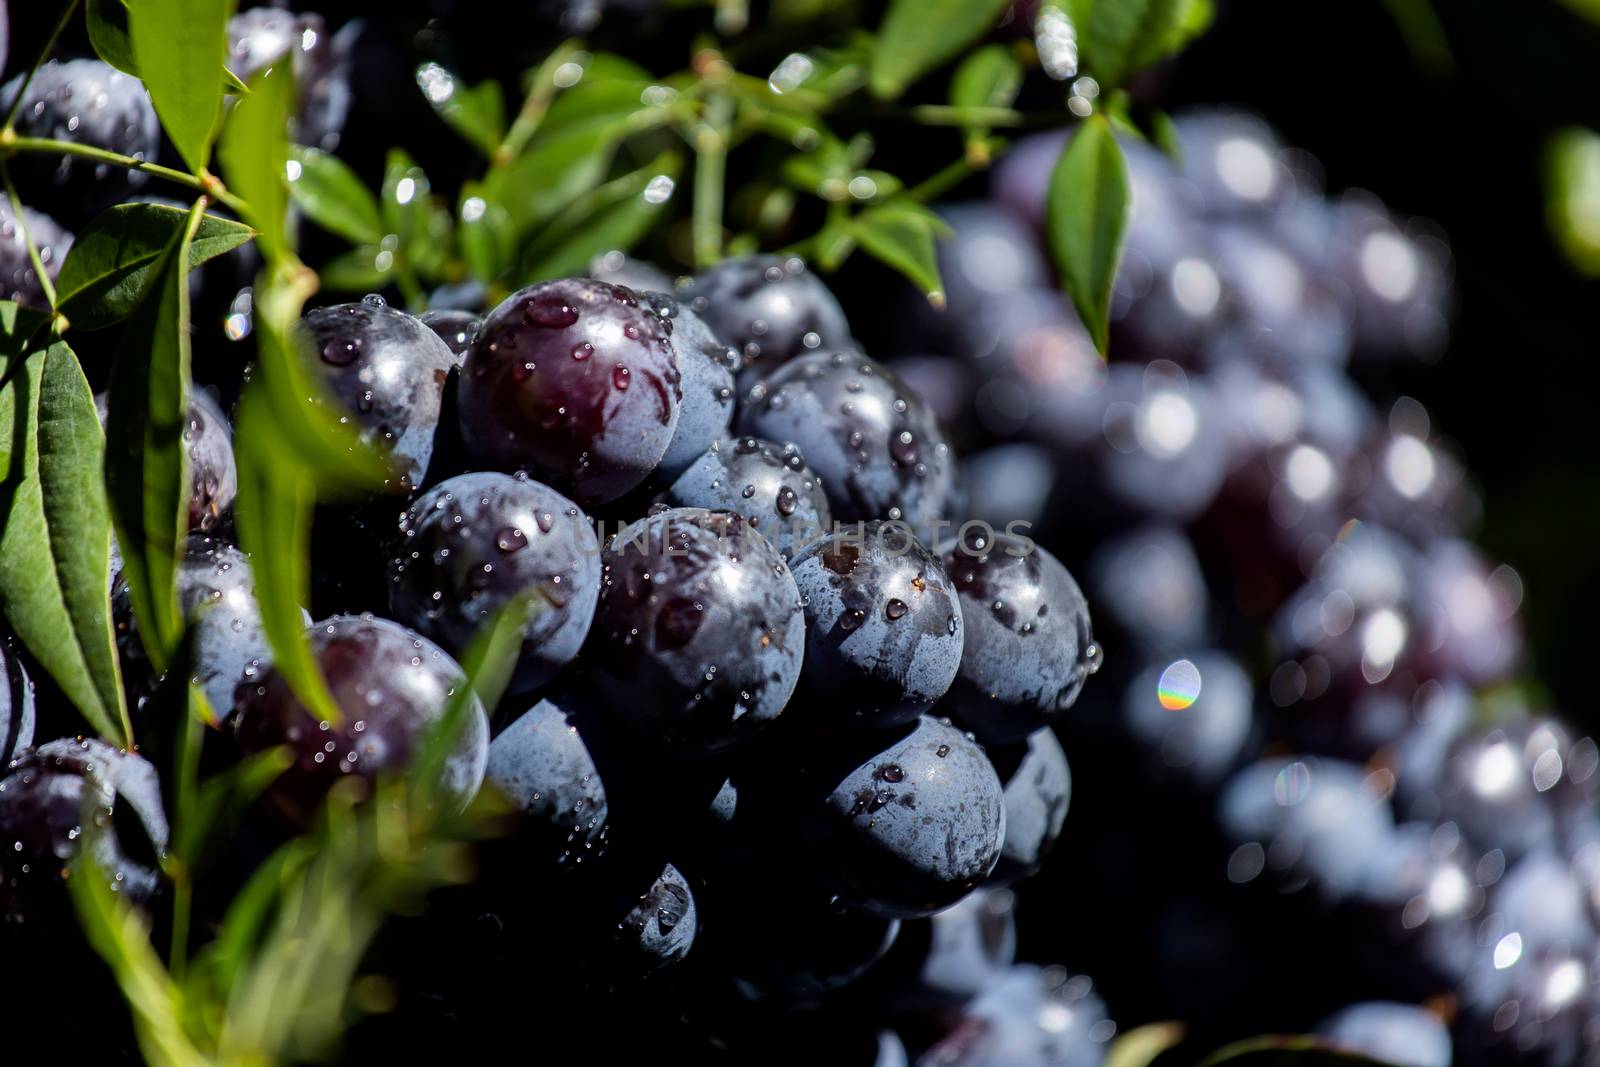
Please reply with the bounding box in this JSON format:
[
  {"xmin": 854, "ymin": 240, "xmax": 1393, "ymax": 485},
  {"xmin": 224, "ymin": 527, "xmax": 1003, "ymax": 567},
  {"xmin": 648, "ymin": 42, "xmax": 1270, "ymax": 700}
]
[
  {"xmin": 906, "ymin": 104, "xmax": 1031, "ymax": 128},
  {"xmin": 497, "ymin": 39, "xmax": 587, "ymax": 165},
  {"xmin": 693, "ymin": 93, "xmax": 732, "ymax": 269},
  {"xmin": 2, "ymin": 135, "xmax": 250, "ymax": 216},
  {"xmin": 906, "ymin": 145, "xmax": 1000, "ymax": 204},
  {"xmin": 1, "ymin": 162, "xmax": 58, "ymax": 309},
  {"xmin": 2, "ymin": 0, "xmax": 81, "ymax": 131}
]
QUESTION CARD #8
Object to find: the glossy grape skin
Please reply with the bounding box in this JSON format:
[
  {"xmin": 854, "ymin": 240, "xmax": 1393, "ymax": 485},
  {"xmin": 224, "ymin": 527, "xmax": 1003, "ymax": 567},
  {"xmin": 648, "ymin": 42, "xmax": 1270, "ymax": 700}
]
[
  {"xmin": 233, "ymin": 614, "xmax": 489, "ymax": 827},
  {"xmin": 613, "ymin": 861, "xmax": 697, "ymax": 971},
  {"xmin": 228, "ymin": 7, "xmax": 354, "ymax": 151},
  {"xmin": 389, "ymin": 472, "xmax": 601, "ymax": 691},
  {"xmin": 990, "ymin": 729, "xmax": 1070, "ymax": 884},
  {"xmin": 0, "ymin": 200, "xmax": 70, "ymax": 308},
  {"xmin": 663, "ymin": 436, "xmax": 832, "ymax": 561},
  {"xmin": 805, "ymin": 715, "xmax": 1006, "ymax": 918},
  {"xmin": 485, "ymin": 694, "xmax": 611, "ymax": 871},
  {"xmin": 585, "ymin": 508, "xmax": 804, "ymax": 756},
  {"xmin": 184, "ymin": 389, "xmax": 238, "ymax": 531},
  {"xmin": 588, "ymin": 250, "xmax": 674, "ymax": 293},
  {"xmin": 681, "ymin": 254, "xmax": 849, "ymax": 384},
  {"xmin": 1171, "ymin": 107, "xmax": 1297, "ymax": 219},
  {"xmin": 458, "ymin": 279, "xmax": 682, "ymax": 504},
  {"xmin": 902, "ymin": 887, "xmax": 1018, "ymax": 1004},
  {"xmin": 788, "ymin": 522, "xmax": 964, "ymax": 730},
  {"xmin": 418, "ymin": 308, "xmax": 479, "ymax": 361},
  {"xmin": 0, "ymin": 738, "xmax": 168, "ymax": 922},
  {"xmin": 1314, "ymin": 1002, "xmax": 1451, "ymax": 1067},
  {"xmin": 644, "ymin": 292, "xmax": 739, "ymax": 480},
  {"xmin": 940, "ymin": 535, "xmax": 1098, "ymax": 746},
  {"xmin": 916, "ymin": 964, "xmax": 1116, "ymax": 1067},
  {"xmin": 932, "ymin": 202, "xmax": 1050, "ymax": 321},
  {"xmin": 739, "ymin": 351, "xmax": 954, "ymax": 533},
  {"xmin": 0, "ymin": 641, "xmax": 35, "ymax": 768},
  {"xmin": 301, "ymin": 296, "xmax": 458, "ymax": 491}
]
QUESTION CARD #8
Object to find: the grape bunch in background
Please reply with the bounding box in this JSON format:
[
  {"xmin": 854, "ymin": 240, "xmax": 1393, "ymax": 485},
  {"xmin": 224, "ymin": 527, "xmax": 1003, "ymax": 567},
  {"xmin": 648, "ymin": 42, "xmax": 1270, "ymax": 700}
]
[{"xmin": 0, "ymin": 0, "xmax": 1589, "ymax": 1065}]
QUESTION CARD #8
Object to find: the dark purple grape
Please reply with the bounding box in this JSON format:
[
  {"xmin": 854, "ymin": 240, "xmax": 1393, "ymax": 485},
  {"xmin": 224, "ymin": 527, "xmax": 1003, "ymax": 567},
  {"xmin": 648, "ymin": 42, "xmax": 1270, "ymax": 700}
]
[
  {"xmin": 418, "ymin": 308, "xmax": 479, "ymax": 361},
  {"xmin": 1, "ymin": 60, "xmax": 160, "ymax": 210},
  {"xmin": 902, "ymin": 887, "xmax": 1018, "ymax": 1004},
  {"xmin": 586, "ymin": 508, "xmax": 803, "ymax": 756},
  {"xmin": 1322, "ymin": 192, "xmax": 1453, "ymax": 362},
  {"xmin": 1085, "ymin": 525, "xmax": 1210, "ymax": 655},
  {"xmin": 300, "ymin": 296, "xmax": 457, "ymax": 491},
  {"xmin": 1205, "ymin": 220, "xmax": 1352, "ymax": 367},
  {"xmin": 940, "ymin": 534, "xmax": 1097, "ymax": 746},
  {"xmin": 932, "ymin": 202, "xmax": 1050, "ymax": 321},
  {"xmin": 612, "ymin": 861, "xmax": 697, "ymax": 971},
  {"xmin": 0, "ymin": 640, "xmax": 35, "ymax": 770},
  {"xmin": 389, "ymin": 472, "xmax": 600, "ymax": 690},
  {"xmin": 588, "ymin": 250, "xmax": 674, "ymax": 293},
  {"xmin": 740, "ymin": 351, "xmax": 954, "ymax": 532},
  {"xmin": 458, "ymin": 279, "xmax": 682, "ymax": 504},
  {"xmin": 1120, "ymin": 651, "xmax": 1254, "ymax": 786},
  {"xmin": 663, "ymin": 436, "xmax": 832, "ymax": 560},
  {"xmin": 641, "ymin": 292, "xmax": 738, "ymax": 479},
  {"xmin": 806, "ymin": 715, "xmax": 1005, "ymax": 918},
  {"xmin": 1314, "ymin": 1002, "xmax": 1451, "ymax": 1067},
  {"xmin": 233, "ymin": 614, "xmax": 489, "ymax": 827},
  {"xmin": 715, "ymin": 884, "xmax": 901, "ymax": 1002},
  {"xmin": 485, "ymin": 693, "xmax": 610, "ymax": 870},
  {"xmin": 0, "ymin": 200, "xmax": 70, "ymax": 309},
  {"xmin": 681, "ymin": 255, "xmax": 849, "ymax": 384},
  {"xmin": 229, "ymin": 7, "xmax": 354, "ymax": 151},
  {"xmin": 184, "ymin": 389, "xmax": 237, "ymax": 531},
  {"xmin": 0, "ymin": 738, "xmax": 168, "ymax": 922},
  {"xmin": 990, "ymin": 728, "xmax": 1070, "ymax": 884},
  {"xmin": 917, "ymin": 964, "xmax": 1116, "ymax": 1067},
  {"xmin": 1172, "ymin": 107, "xmax": 1298, "ymax": 219},
  {"xmin": 788, "ymin": 522, "xmax": 963, "ymax": 730}
]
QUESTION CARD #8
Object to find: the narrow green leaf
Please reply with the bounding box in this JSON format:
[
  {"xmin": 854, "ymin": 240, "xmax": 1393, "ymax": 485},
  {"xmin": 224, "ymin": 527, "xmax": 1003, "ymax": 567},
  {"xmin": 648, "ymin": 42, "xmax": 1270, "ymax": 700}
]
[
  {"xmin": 69, "ymin": 847, "xmax": 206, "ymax": 1067},
  {"xmin": 852, "ymin": 202, "xmax": 947, "ymax": 304},
  {"xmin": 173, "ymin": 746, "xmax": 292, "ymax": 868},
  {"xmin": 0, "ymin": 310, "xmax": 131, "ymax": 745},
  {"xmin": 223, "ymin": 67, "xmax": 251, "ymax": 95},
  {"xmin": 1105, "ymin": 1022, "xmax": 1185, "ymax": 1067},
  {"xmin": 1150, "ymin": 107, "xmax": 1183, "ymax": 166},
  {"xmin": 458, "ymin": 183, "xmax": 515, "ymax": 284},
  {"xmin": 104, "ymin": 206, "xmax": 204, "ymax": 674},
  {"xmin": 1045, "ymin": 115, "xmax": 1130, "ymax": 354},
  {"xmin": 220, "ymin": 61, "xmax": 295, "ymax": 262},
  {"xmin": 232, "ymin": 401, "xmax": 338, "ymax": 725},
  {"xmin": 1546, "ymin": 127, "xmax": 1600, "ymax": 276},
  {"xmin": 86, "ymin": 0, "xmax": 138, "ymax": 77},
  {"xmin": 520, "ymin": 152, "xmax": 683, "ymax": 283},
  {"xmin": 951, "ymin": 45, "xmax": 1024, "ymax": 112},
  {"xmin": 381, "ymin": 148, "xmax": 431, "ymax": 254},
  {"xmin": 487, "ymin": 126, "xmax": 618, "ymax": 235},
  {"xmin": 287, "ymin": 146, "xmax": 384, "ymax": 247},
  {"xmin": 55, "ymin": 204, "xmax": 253, "ymax": 330},
  {"xmin": 128, "ymin": 0, "xmax": 230, "ymax": 174},
  {"xmin": 416, "ymin": 63, "xmax": 506, "ymax": 157},
  {"xmin": 869, "ymin": 0, "xmax": 1011, "ymax": 99}
]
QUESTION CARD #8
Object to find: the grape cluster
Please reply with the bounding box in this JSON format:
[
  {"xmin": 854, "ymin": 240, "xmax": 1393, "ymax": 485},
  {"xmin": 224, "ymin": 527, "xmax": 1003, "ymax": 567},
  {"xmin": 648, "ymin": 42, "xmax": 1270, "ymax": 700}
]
[{"xmin": 0, "ymin": 8, "xmax": 1581, "ymax": 1058}]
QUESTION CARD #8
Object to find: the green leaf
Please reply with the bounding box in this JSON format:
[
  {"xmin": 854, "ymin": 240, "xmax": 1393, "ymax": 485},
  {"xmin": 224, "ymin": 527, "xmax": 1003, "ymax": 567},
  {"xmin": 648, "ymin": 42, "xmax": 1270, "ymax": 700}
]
[
  {"xmin": 1105, "ymin": 1022, "xmax": 1185, "ymax": 1067},
  {"xmin": 231, "ymin": 405, "xmax": 337, "ymax": 725},
  {"xmin": 1546, "ymin": 127, "xmax": 1600, "ymax": 276},
  {"xmin": 86, "ymin": 0, "xmax": 138, "ymax": 77},
  {"xmin": 520, "ymin": 152, "xmax": 683, "ymax": 284},
  {"xmin": 380, "ymin": 148, "xmax": 431, "ymax": 253},
  {"xmin": 1074, "ymin": 0, "xmax": 1203, "ymax": 89},
  {"xmin": 55, "ymin": 204, "xmax": 253, "ymax": 330},
  {"xmin": 416, "ymin": 63, "xmax": 506, "ymax": 157},
  {"xmin": 315, "ymin": 246, "xmax": 393, "ymax": 293},
  {"xmin": 458, "ymin": 183, "xmax": 515, "ymax": 284},
  {"xmin": 287, "ymin": 146, "xmax": 384, "ymax": 247},
  {"xmin": 220, "ymin": 61, "xmax": 295, "ymax": 262},
  {"xmin": 869, "ymin": 0, "xmax": 1011, "ymax": 99},
  {"xmin": 1197, "ymin": 1035, "xmax": 1383, "ymax": 1066},
  {"xmin": 103, "ymin": 206, "xmax": 204, "ymax": 674},
  {"xmin": 487, "ymin": 127, "xmax": 619, "ymax": 236},
  {"xmin": 172, "ymin": 746, "xmax": 292, "ymax": 870},
  {"xmin": 128, "ymin": 0, "xmax": 230, "ymax": 174},
  {"xmin": 951, "ymin": 45, "xmax": 1024, "ymax": 112},
  {"xmin": 852, "ymin": 202, "xmax": 948, "ymax": 305},
  {"xmin": 1045, "ymin": 115, "xmax": 1130, "ymax": 354},
  {"xmin": 1556, "ymin": 0, "xmax": 1600, "ymax": 21},
  {"xmin": 0, "ymin": 306, "xmax": 131, "ymax": 745}
]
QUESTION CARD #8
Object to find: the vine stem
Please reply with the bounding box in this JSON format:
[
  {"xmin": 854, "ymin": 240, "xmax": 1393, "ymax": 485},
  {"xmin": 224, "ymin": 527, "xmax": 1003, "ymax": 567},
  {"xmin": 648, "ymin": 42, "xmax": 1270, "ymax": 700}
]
[
  {"xmin": 497, "ymin": 39, "xmax": 586, "ymax": 166},
  {"xmin": 2, "ymin": 0, "xmax": 81, "ymax": 131},
  {"xmin": 1, "ymin": 133, "xmax": 251, "ymax": 217},
  {"xmin": 693, "ymin": 91, "xmax": 732, "ymax": 269}
]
